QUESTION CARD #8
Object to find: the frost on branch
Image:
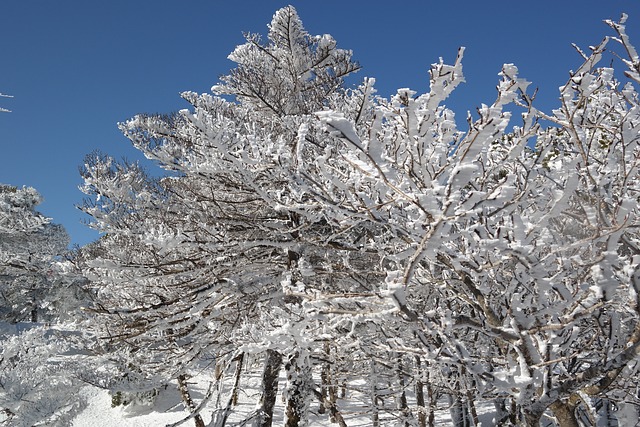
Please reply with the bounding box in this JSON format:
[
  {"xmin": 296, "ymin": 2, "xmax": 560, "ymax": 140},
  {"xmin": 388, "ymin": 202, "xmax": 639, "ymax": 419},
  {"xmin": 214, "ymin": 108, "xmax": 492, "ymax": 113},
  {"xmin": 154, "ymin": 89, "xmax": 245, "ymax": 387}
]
[
  {"xmin": 213, "ymin": 5, "xmax": 360, "ymax": 116},
  {"xmin": 304, "ymin": 14, "xmax": 640, "ymax": 425},
  {"xmin": 0, "ymin": 326, "xmax": 86, "ymax": 427},
  {"xmin": 0, "ymin": 185, "xmax": 74, "ymax": 324},
  {"xmin": 0, "ymin": 182, "xmax": 89, "ymax": 425},
  {"xmin": 78, "ymin": 8, "xmax": 640, "ymax": 427}
]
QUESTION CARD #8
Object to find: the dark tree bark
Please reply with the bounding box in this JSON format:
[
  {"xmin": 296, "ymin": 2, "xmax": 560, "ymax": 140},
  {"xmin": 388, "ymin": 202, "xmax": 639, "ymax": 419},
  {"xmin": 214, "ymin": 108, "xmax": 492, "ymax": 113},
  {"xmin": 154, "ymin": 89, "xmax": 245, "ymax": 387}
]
[
  {"xmin": 493, "ymin": 398, "xmax": 517, "ymax": 426},
  {"xmin": 319, "ymin": 342, "xmax": 338, "ymax": 420},
  {"xmin": 415, "ymin": 356, "xmax": 427, "ymax": 427},
  {"xmin": 231, "ymin": 353, "xmax": 244, "ymax": 406},
  {"xmin": 255, "ymin": 349, "xmax": 283, "ymax": 427},
  {"xmin": 312, "ymin": 388, "xmax": 348, "ymax": 427},
  {"xmin": 448, "ymin": 394, "xmax": 472, "ymax": 427},
  {"xmin": 284, "ymin": 354, "xmax": 311, "ymax": 427},
  {"xmin": 210, "ymin": 354, "xmax": 245, "ymax": 427},
  {"xmin": 370, "ymin": 360, "xmax": 380, "ymax": 427},
  {"xmin": 177, "ymin": 374, "xmax": 205, "ymax": 427},
  {"xmin": 550, "ymin": 400, "xmax": 580, "ymax": 427},
  {"xmin": 395, "ymin": 354, "xmax": 410, "ymax": 427}
]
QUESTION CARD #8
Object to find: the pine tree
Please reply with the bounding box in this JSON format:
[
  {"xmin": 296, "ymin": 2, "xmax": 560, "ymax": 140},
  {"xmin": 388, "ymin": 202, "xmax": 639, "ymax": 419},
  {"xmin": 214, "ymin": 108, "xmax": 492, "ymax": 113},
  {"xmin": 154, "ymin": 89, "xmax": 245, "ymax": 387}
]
[
  {"xmin": 79, "ymin": 7, "xmax": 362, "ymax": 425},
  {"xmin": 0, "ymin": 185, "xmax": 88, "ymax": 426},
  {"xmin": 0, "ymin": 184, "xmax": 70, "ymax": 323}
]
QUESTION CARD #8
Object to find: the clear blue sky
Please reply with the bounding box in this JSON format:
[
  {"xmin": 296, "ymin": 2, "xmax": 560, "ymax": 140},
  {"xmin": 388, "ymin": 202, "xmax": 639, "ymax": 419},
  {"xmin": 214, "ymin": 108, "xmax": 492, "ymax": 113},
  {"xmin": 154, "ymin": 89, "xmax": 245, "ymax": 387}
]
[{"xmin": 1, "ymin": 0, "xmax": 639, "ymax": 247}]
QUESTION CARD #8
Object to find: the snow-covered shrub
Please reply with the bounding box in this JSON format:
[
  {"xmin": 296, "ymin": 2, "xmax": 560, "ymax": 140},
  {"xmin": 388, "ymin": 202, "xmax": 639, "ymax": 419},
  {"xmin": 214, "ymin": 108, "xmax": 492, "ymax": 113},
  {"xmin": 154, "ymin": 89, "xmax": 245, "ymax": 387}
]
[{"xmin": 0, "ymin": 326, "xmax": 85, "ymax": 426}]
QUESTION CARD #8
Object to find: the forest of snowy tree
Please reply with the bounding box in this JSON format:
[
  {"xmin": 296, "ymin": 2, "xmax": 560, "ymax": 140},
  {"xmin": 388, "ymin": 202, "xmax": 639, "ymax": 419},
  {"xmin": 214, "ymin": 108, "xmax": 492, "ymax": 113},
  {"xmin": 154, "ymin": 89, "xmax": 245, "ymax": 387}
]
[{"xmin": 1, "ymin": 6, "xmax": 639, "ymax": 427}]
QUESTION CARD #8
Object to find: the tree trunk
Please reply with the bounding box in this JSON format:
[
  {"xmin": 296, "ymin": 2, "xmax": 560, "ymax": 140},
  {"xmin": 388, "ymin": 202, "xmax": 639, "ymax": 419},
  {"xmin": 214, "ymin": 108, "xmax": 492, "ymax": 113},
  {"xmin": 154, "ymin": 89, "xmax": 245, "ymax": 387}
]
[
  {"xmin": 255, "ymin": 349, "xmax": 283, "ymax": 427},
  {"xmin": 177, "ymin": 374, "xmax": 206, "ymax": 427},
  {"xmin": 493, "ymin": 398, "xmax": 516, "ymax": 426},
  {"xmin": 312, "ymin": 388, "xmax": 349, "ymax": 427},
  {"xmin": 320, "ymin": 341, "xmax": 338, "ymax": 420},
  {"xmin": 395, "ymin": 354, "xmax": 411, "ymax": 427},
  {"xmin": 426, "ymin": 377, "xmax": 436, "ymax": 427},
  {"xmin": 465, "ymin": 386, "xmax": 479, "ymax": 426},
  {"xmin": 370, "ymin": 359, "xmax": 380, "ymax": 427},
  {"xmin": 284, "ymin": 353, "xmax": 311, "ymax": 427},
  {"xmin": 459, "ymin": 365, "xmax": 478, "ymax": 426},
  {"xmin": 210, "ymin": 354, "xmax": 244, "ymax": 427},
  {"xmin": 448, "ymin": 394, "xmax": 472, "ymax": 427},
  {"xmin": 319, "ymin": 359, "xmax": 327, "ymax": 415},
  {"xmin": 522, "ymin": 410, "xmax": 542, "ymax": 427},
  {"xmin": 231, "ymin": 353, "xmax": 244, "ymax": 406},
  {"xmin": 447, "ymin": 367, "xmax": 473, "ymax": 427},
  {"xmin": 415, "ymin": 356, "xmax": 426, "ymax": 427},
  {"xmin": 30, "ymin": 291, "xmax": 38, "ymax": 323},
  {"xmin": 521, "ymin": 403, "xmax": 550, "ymax": 427},
  {"xmin": 550, "ymin": 400, "xmax": 580, "ymax": 427}
]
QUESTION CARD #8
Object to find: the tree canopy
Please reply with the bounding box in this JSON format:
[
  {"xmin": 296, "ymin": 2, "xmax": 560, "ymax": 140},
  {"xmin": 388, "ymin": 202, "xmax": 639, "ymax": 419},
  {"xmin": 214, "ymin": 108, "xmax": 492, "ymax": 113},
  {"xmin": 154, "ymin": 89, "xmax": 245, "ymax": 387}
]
[{"xmin": 1, "ymin": 6, "xmax": 639, "ymax": 427}]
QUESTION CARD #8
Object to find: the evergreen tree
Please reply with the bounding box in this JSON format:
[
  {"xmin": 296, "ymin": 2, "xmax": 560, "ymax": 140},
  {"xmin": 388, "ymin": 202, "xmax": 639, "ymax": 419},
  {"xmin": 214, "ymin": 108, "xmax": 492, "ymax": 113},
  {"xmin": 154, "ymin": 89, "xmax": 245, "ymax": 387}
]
[
  {"xmin": 0, "ymin": 185, "xmax": 87, "ymax": 426},
  {"xmin": 0, "ymin": 184, "xmax": 70, "ymax": 323}
]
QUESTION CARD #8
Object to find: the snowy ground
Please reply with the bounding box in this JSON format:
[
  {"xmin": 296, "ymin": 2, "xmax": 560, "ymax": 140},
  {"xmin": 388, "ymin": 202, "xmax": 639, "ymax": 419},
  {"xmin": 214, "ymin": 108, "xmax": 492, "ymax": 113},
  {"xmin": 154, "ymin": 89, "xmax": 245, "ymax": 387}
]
[{"xmin": 72, "ymin": 366, "xmax": 494, "ymax": 426}]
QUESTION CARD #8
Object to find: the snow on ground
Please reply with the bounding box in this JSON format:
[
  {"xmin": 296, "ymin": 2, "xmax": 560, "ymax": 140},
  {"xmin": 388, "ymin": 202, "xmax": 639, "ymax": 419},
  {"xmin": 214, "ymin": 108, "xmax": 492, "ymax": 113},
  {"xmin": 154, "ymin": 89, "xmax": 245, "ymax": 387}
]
[
  {"xmin": 72, "ymin": 364, "xmax": 494, "ymax": 427},
  {"xmin": 74, "ymin": 385, "xmax": 189, "ymax": 427}
]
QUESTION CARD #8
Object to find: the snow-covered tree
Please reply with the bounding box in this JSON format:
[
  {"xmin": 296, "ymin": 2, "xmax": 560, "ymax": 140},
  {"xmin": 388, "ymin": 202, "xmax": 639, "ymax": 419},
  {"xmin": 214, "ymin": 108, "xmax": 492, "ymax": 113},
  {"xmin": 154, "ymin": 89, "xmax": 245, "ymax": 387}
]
[
  {"xmin": 0, "ymin": 325, "xmax": 86, "ymax": 427},
  {"xmin": 79, "ymin": 7, "xmax": 639, "ymax": 427},
  {"xmin": 0, "ymin": 184, "xmax": 71, "ymax": 323},
  {"xmin": 79, "ymin": 7, "xmax": 361, "ymax": 426},
  {"xmin": 0, "ymin": 185, "xmax": 89, "ymax": 426},
  {"xmin": 299, "ymin": 15, "xmax": 640, "ymax": 426}
]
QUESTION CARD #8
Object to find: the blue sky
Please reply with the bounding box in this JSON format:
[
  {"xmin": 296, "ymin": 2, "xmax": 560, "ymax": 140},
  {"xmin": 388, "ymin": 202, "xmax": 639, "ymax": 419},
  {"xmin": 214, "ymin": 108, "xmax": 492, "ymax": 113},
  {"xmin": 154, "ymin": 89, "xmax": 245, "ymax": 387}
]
[{"xmin": 1, "ymin": 0, "xmax": 639, "ymax": 246}]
